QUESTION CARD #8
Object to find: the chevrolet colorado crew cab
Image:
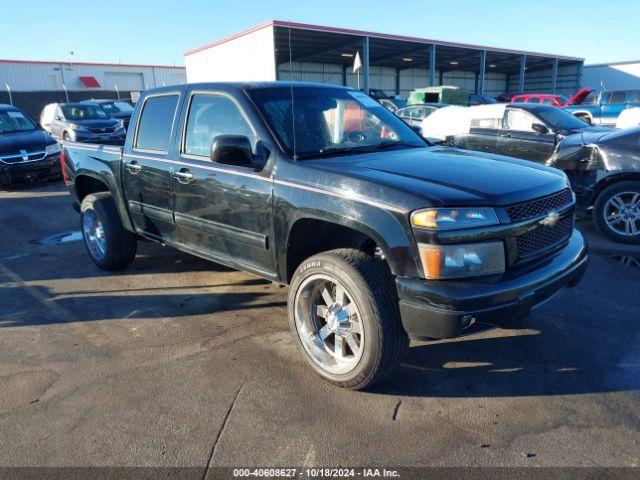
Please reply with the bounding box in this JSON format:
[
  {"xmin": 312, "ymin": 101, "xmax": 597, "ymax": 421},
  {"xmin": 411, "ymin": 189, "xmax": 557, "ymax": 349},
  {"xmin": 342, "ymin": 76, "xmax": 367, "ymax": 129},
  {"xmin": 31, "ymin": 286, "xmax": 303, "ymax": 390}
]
[{"xmin": 63, "ymin": 82, "xmax": 588, "ymax": 390}]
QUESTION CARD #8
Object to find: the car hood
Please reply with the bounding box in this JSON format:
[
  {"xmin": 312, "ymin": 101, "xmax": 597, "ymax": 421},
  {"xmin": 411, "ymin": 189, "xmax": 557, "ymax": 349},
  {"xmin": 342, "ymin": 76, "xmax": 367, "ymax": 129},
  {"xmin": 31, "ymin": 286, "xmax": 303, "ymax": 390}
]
[
  {"xmin": 0, "ymin": 129, "xmax": 56, "ymax": 155},
  {"xmin": 309, "ymin": 147, "xmax": 568, "ymax": 206},
  {"xmin": 108, "ymin": 111, "xmax": 132, "ymax": 120},
  {"xmin": 71, "ymin": 119, "xmax": 119, "ymax": 128},
  {"xmin": 561, "ymin": 124, "xmax": 612, "ymax": 136}
]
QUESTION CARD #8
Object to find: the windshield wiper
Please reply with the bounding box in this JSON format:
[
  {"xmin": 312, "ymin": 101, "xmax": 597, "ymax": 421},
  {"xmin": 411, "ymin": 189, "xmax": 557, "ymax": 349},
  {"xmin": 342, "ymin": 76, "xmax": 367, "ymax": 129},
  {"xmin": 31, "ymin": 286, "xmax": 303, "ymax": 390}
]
[{"xmin": 294, "ymin": 141, "xmax": 421, "ymax": 160}]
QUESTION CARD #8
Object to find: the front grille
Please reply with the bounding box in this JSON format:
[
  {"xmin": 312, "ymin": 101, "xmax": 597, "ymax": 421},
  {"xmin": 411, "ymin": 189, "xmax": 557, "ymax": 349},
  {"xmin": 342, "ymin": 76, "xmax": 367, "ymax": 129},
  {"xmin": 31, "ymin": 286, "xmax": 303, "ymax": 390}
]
[
  {"xmin": 505, "ymin": 188, "xmax": 573, "ymax": 222},
  {"xmin": 0, "ymin": 150, "xmax": 47, "ymax": 164},
  {"xmin": 89, "ymin": 127, "xmax": 116, "ymax": 134},
  {"xmin": 516, "ymin": 216, "xmax": 574, "ymax": 258}
]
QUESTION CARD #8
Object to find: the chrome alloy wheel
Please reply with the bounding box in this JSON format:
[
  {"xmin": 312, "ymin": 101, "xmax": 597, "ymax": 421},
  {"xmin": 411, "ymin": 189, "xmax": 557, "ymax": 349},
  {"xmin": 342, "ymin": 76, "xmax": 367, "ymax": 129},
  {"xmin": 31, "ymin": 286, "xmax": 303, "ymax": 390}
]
[
  {"xmin": 82, "ymin": 209, "xmax": 107, "ymax": 260},
  {"xmin": 294, "ymin": 274, "xmax": 364, "ymax": 375},
  {"xmin": 604, "ymin": 191, "xmax": 640, "ymax": 237}
]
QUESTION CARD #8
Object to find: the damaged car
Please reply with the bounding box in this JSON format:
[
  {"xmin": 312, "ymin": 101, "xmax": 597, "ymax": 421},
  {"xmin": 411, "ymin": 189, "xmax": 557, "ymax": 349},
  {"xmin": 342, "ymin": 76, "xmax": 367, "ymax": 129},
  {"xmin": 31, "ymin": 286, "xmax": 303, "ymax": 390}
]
[{"xmin": 547, "ymin": 127, "xmax": 640, "ymax": 243}]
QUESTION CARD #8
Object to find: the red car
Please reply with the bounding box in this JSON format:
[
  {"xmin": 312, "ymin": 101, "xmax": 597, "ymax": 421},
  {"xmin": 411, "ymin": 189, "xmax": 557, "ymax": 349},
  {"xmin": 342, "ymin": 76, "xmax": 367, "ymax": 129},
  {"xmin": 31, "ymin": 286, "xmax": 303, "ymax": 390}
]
[{"xmin": 510, "ymin": 89, "xmax": 592, "ymax": 107}]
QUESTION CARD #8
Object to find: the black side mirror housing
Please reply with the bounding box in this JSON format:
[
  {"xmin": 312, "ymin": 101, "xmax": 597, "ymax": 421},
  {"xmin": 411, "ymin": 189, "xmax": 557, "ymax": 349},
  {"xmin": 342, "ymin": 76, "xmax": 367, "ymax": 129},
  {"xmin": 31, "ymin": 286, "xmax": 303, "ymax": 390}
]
[
  {"xmin": 210, "ymin": 135, "xmax": 252, "ymax": 166},
  {"xmin": 532, "ymin": 123, "xmax": 549, "ymax": 135},
  {"xmin": 409, "ymin": 124, "xmax": 424, "ymax": 137}
]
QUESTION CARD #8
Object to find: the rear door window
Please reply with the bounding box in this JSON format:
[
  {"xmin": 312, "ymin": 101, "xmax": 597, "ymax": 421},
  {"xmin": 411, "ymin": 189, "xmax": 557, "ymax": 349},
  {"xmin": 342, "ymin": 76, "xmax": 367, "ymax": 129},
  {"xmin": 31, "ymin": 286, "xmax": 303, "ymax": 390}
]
[
  {"xmin": 608, "ymin": 91, "xmax": 627, "ymax": 104},
  {"xmin": 626, "ymin": 90, "xmax": 640, "ymax": 103},
  {"xmin": 135, "ymin": 94, "xmax": 179, "ymax": 152}
]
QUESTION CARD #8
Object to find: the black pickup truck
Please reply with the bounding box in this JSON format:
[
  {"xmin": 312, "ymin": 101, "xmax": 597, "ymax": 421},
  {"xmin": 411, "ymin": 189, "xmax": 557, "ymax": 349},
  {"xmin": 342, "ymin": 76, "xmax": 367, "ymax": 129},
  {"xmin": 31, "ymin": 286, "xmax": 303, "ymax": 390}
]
[{"xmin": 63, "ymin": 82, "xmax": 588, "ymax": 389}]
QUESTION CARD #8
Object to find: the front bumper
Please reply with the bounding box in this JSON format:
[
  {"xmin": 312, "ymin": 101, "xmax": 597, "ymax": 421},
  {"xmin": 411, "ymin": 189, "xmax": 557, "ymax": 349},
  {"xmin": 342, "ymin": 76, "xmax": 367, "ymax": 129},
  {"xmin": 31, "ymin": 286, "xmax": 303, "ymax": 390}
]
[
  {"xmin": 396, "ymin": 229, "xmax": 588, "ymax": 340},
  {"xmin": 0, "ymin": 155, "xmax": 61, "ymax": 186},
  {"xmin": 71, "ymin": 131, "xmax": 125, "ymax": 145}
]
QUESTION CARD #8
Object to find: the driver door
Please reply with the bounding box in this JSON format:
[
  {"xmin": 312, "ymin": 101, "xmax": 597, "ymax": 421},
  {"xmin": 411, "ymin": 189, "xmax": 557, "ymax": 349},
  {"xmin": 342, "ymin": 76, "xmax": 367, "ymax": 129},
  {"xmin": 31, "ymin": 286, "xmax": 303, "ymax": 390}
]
[
  {"xmin": 496, "ymin": 108, "xmax": 556, "ymax": 162},
  {"xmin": 171, "ymin": 91, "xmax": 275, "ymax": 277}
]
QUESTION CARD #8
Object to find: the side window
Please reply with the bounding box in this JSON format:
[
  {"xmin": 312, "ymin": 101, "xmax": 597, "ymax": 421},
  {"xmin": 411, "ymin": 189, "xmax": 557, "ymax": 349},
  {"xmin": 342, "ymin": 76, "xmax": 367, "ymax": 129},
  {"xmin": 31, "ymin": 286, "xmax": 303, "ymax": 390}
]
[
  {"xmin": 542, "ymin": 98, "xmax": 556, "ymax": 105},
  {"xmin": 608, "ymin": 91, "xmax": 626, "ymax": 104},
  {"xmin": 135, "ymin": 94, "xmax": 179, "ymax": 152},
  {"xmin": 504, "ymin": 109, "xmax": 537, "ymax": 132},
  {"xmin": 184, "ymin": 94, "xmax": 256, "ymax": 158},
  {"xmin": 528, "ymin": 97, "xmax": 540, "ymax": 104},
  {"xmin": 626, "ymin": 90, "xmax": 640, "ymax": 103},
  {"xmin": 471, "ymin": 115, "xmax": 502, "ymax": 129}
]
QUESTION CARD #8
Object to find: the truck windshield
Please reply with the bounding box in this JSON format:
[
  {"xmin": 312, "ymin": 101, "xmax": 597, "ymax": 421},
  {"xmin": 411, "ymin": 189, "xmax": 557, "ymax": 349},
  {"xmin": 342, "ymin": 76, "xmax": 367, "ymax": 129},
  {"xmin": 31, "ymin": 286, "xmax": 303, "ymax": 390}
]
[
  {"xmin": 248, "ymin": 86, "xmax": 425, "ymax": 159},
  {"xmin": 0, "ymin": 109, "xmax": 37, "ymax": 134},
  {"xmin": 536, "ymin": 107, "xmax": 589, "ymax": 131},
  {"xmin": 62, "ymin": 105, "xmax": 110, "ymax": 120}
]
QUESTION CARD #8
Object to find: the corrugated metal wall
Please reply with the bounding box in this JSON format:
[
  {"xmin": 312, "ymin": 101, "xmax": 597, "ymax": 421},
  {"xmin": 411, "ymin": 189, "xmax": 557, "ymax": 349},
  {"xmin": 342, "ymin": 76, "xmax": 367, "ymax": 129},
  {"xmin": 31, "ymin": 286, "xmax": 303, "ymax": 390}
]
[
  {"xmin": 277, "ymin": 62, "xmax": 507, "ymax": 99},
  {"xmin": 507, "ymin": 63, "xmax": 581, "ymax": 96},
  {"xmin": 0, "ymin": 61, "xmax": 186, "ymax": 92}
]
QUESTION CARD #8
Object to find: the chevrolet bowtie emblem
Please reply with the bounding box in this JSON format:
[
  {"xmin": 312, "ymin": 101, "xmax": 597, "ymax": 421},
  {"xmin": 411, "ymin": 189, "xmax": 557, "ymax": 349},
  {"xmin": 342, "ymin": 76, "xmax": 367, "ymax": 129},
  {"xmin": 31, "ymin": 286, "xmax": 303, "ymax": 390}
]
[{"xmin": 540, "ymin": 212, "xmax": 560, "ymax": 227}]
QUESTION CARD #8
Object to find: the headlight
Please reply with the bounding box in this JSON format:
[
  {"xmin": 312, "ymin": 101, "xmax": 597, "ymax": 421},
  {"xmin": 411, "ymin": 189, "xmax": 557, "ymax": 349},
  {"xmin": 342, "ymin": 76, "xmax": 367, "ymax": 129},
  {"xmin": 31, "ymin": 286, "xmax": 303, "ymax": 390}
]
[
  {"xmin": 411, "ymin": 207, "xmax": 499, "ymax": 230},
  {"xmin": 46, "ymin": 143, "xmax": 61, "ymax": 155},
  {"xmin": 418, "ymin": 242, "xmax": 505, "ymax": 279}
]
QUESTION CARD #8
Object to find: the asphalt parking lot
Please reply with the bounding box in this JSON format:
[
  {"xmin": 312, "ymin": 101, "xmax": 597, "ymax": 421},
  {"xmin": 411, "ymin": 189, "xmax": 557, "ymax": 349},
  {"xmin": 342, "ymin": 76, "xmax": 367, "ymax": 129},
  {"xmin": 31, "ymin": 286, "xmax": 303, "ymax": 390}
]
[{"xmin": 1, "ymin": 182, "xmax": 639, "ymax": 472}]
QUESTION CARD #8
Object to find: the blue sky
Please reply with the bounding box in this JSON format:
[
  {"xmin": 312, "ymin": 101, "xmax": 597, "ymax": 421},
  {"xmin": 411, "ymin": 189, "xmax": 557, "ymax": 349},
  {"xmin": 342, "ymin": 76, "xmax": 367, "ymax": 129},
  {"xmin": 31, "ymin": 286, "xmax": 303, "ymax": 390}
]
[{"xmin": 2, "ymin": 0, "xmax": 638, "ymax": 66}]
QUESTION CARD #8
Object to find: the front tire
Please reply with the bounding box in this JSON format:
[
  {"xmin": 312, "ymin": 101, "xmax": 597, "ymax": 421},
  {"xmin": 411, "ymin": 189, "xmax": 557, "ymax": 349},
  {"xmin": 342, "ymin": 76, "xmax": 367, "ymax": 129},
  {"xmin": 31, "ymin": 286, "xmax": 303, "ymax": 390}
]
[
  {"xmin": 593, "ymin": 181, "xmax": 640, "ymax": 244},
  {"xmin": 288, "ymin": 249, "xmax": 408, "ymax": 390},
  {"xmin": 80, "ymin": 192, "xmax": 137, "ymax": 270}
]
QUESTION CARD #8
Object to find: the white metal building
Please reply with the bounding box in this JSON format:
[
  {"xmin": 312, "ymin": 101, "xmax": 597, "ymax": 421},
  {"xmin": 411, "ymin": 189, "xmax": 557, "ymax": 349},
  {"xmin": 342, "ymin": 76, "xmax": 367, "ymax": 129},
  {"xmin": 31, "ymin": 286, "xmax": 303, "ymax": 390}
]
[
  {"xmin": 582, "ymin": 60, "xmax": 640, "ymax": 90},
  {"xmin": 0, "ymin": 59, "xmax": 186, "ymax": 119},
  {"xmin": 0, "ymin": 59, "xmax": 186, "ymax": 93},
  {"xmin": 185, "ymin": 20, "xmax": 584, "ymax": 99}
]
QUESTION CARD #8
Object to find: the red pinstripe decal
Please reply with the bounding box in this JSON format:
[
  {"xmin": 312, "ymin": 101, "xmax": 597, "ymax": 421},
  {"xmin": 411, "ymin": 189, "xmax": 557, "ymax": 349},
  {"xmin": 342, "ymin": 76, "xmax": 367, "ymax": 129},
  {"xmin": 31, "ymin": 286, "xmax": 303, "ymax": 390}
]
[{"xmin": 121, "ymin": 153, "xmax": 408, "ymax": 214}]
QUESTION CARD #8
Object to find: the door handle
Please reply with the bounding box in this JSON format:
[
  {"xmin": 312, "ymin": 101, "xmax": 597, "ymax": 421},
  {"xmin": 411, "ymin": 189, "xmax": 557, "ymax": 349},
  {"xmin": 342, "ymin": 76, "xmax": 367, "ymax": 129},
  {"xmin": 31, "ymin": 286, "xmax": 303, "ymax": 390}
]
[
  {"xmin": 500, "ymin": 132, "xmax": 512, "ymax": 138},
  {"xmin": 173, "ymin": 168, "xmax": 195, "ymax": 184},
  {"xmin": 126, "ymin": 160, "xmax": 142, "ymax": 174}
]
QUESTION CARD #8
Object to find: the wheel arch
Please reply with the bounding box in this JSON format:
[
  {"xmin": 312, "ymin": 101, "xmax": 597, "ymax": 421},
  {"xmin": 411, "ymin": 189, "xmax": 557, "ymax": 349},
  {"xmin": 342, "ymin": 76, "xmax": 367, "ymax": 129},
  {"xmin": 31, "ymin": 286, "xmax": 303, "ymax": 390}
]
[
  {"xmin": 590, "ymin": 172, "xmax": 640, "ymax": 206},
  {"xmin": 282, "ymin": 210, "xmax": 418, "ymax": 284}
]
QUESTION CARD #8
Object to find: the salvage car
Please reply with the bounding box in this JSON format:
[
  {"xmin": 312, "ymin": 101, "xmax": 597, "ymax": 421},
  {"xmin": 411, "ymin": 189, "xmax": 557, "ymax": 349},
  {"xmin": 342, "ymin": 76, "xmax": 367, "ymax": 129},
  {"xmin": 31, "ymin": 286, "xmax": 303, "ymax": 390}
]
[
  {"xmin": 511, "ymin": 93, "xmax": 570, "ymax": 106},
  {"xmin": 0, "ymin": 104, "xmax": 61, "ymax": 187},
  {"xmin": 565, "ymin": 89, "xmax": 640, "ymax": 126},
  {"xmin": 395, "ymin": 103, "xmax": 444, "ymax": 126},
  {"xmin": 62, "ymin": 82, "xmax": 588, "ymax": 389},
  {"xmin": 40, "ymin": 102, "xmax": 126, "ymax": 144},
  {"xmin": 81, "ymin": 99, "xmax": 134, "ymax": 131},
  {"xmin": 548, "ymin": 127, "xmax": 640, "ymax": 243},
  {"xmin": 423, "ymin": 103, "xmax": 610, "ymax": 163}
]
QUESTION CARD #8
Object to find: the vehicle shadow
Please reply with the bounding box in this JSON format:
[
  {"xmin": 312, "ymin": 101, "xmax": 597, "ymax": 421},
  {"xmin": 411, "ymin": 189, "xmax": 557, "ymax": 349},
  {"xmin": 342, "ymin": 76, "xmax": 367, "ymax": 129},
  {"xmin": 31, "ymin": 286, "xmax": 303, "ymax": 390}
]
[
  {"xmin": 0, "ymin": 283, "xmax": 286, "ymax": 328},
  {"xmin": 372, "ymin": 255, "xmax": 640, "ymax": 398}
]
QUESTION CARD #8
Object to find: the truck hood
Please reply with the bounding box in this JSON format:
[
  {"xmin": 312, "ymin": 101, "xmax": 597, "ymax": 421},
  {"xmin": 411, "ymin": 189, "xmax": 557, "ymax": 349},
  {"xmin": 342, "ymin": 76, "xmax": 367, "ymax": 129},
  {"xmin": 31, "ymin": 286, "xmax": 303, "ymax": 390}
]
[
  {"xmin": 0, "ymin": 129, "xmax": 56, "ymax": 155},
  {"xmin": 309, "ymin": 147, "xmax": 568, "ymax": 207}
]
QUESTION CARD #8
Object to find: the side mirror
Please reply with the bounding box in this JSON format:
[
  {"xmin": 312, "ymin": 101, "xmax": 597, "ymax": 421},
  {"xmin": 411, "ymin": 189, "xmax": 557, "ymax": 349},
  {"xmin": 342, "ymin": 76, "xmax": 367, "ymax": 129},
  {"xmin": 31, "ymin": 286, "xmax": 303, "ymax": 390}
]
[
  {"xmin": 532, "ymin": 123, "xmax": 549, "ymax": 135},
  {"xmin": 409, "ymin": 125, "xmax": 424, "ymax": 137},
  {"xmin": 210, "ymin": 135, "xmax": 253, "ymax": 167}
]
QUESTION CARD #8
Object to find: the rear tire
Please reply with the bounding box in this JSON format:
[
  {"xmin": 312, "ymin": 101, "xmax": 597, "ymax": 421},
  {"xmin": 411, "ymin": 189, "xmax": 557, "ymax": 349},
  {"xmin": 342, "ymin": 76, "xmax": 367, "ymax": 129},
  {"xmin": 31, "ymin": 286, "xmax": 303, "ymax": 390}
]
[
  {"xmin": 63, "ymin": 132, "xmax": 71, "ymax": 142},
  {"xmin": 80, "ymin": 192, "xmax": 137, "ymax": 270},
  {"xmin": 288, "ymin": 248, "xmax": 408, "ymax": 390},
  {"xmin": 593, "ymin": 181, "xmax": 640, "ymax": 244}
]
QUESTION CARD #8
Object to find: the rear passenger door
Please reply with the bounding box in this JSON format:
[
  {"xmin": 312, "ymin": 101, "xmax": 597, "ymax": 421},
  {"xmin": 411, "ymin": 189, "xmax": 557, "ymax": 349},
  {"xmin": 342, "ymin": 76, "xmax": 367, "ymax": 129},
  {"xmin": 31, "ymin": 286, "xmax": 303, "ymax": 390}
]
[
  {"xmin": 457, "ymin": 116, "xmax": 500, "ymax": 153},
  {"xmin": 171, "ymin": 90, "xmax": 275, "ymax": 277},
  {"xmin": 601, "ymin": 91, "xmax": 626, "ymax": 125},
  {"xmin": 122, "ymin": 92, "xmax": 181, "ymax": 241}
]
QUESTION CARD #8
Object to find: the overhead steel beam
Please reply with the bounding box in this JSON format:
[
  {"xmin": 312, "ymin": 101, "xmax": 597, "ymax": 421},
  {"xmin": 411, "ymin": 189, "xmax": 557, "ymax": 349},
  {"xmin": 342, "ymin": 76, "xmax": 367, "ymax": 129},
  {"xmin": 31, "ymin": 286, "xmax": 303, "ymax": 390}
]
[
  {"xmin": 478, "ymin": 50, "xmax": 487, "ymax": 94},
  {"xmin": 363, "ymin": 36, "xmax": 370, "ymax": 93},
  {"xmin": 518, "ymin": 54, "xmax": 526, "ymax": 94},
  {"xmin": 429, "ymin": 44, "xmax": 436, "ymax": 86}
]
